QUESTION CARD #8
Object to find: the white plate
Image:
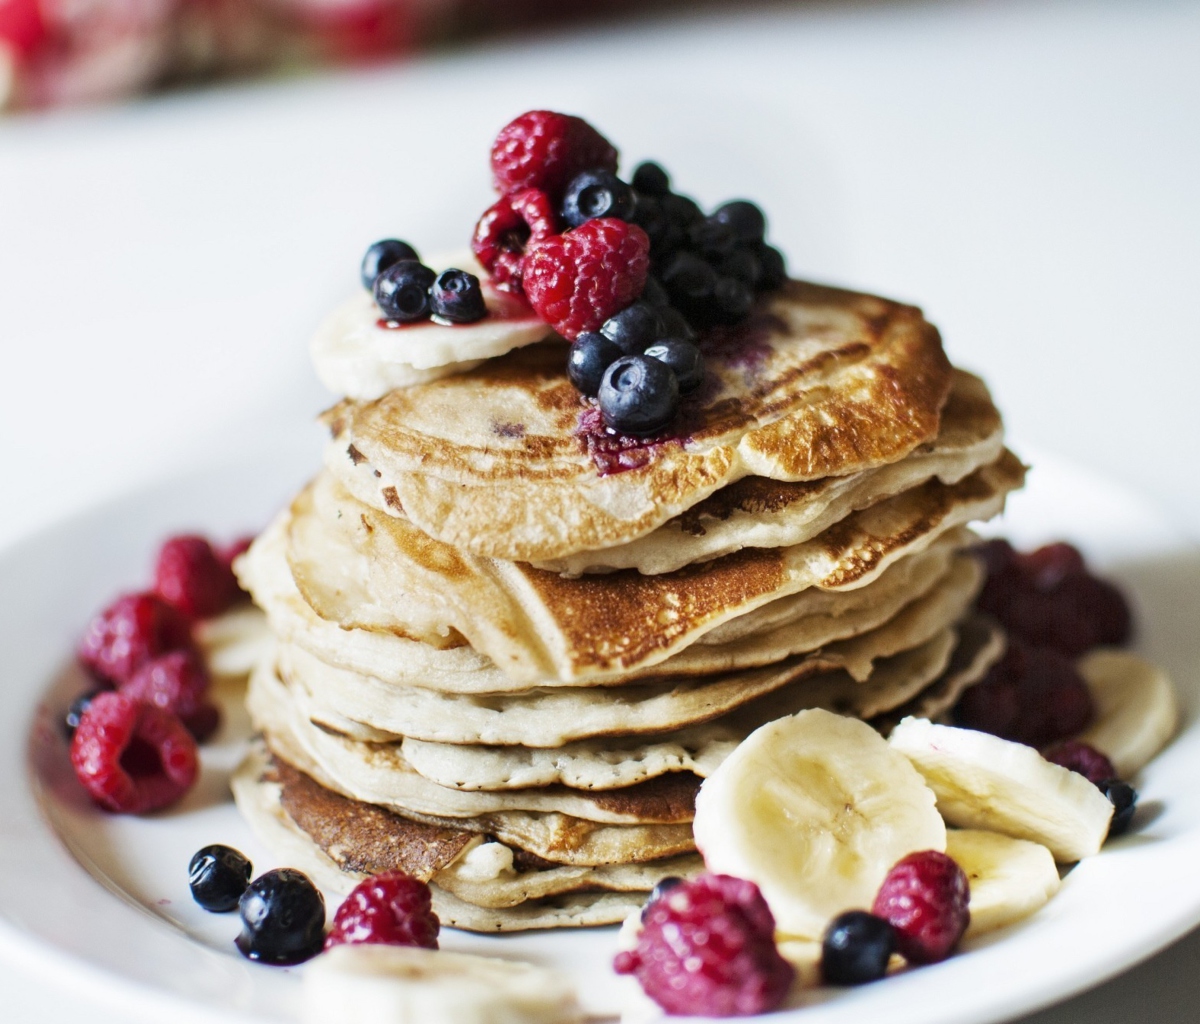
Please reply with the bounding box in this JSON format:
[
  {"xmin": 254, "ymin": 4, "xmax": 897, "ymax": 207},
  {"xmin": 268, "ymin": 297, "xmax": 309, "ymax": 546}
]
[{"xmin": 1, "ymin": 446, "xmax": 1198, "ymax": 1024}]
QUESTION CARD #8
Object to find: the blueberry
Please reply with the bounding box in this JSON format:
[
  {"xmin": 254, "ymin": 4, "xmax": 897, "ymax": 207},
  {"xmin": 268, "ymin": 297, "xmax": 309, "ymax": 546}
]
[
  {"xmin": 714, "ymin": 276, "xmax": 755, "ymax": 322},
  {"xmin": 821, "ymin": 910, "xmax": 896, "ymax": 985},
  {"xmin": 430, "ymin": 268, "xmax": 486, "ymax": 323},
  {"xmin": 189, "ymin": 844, "xmax": 252, "ymax": 913},
  {"xmin": 361, "ymin": 239, "xmax": 418, "ymax": 290},
  {"xmin": 631, "ymin": 194, "xmax": 671, "ymax": 252},
  {"xmin": 562, "ymin": 168, "xmax": 634, "ymax": 228},
  {"xmin": 712, "ymin": 200, "xmax": 766, "ymax": 245},
  {"xmin": 719, "ymin": 248, "xmax": 763, "ymax": 288},
  {"xmin": 644, "ymin": 338, "xmax": 704, "ymax": 393},
  {"xmin": 757, "ymin": 243, "xmax": 787, "ymax": 290},
  {"xmin": 568, "ymin": 332, "xmax": 623, "ymax": 396},
  {"xmin": 236, "ymin": 868, "xmax": 325, "ymax": 965},
  {"xmin": 600, "ymin": 301, "xmax": 663, "ymax": 354},
  {"xmin": 641, "ymin": 276, "xmax": 670, "ymax": 308},
  {"xmin": 689, "ymin": 216, "xmax": 738, "ymax": 259},
  {"xmin": 662, "ymin": 193, "xmax": 704, "ymax": 230},
  {"xmin": 374, "ymin": 261, "xmax": 436, "ymax": 322},
  {"xmin": 641, "ymin": 875, "xmax": 684, "ymax": 922},
  {"xmin": 1100, "ymin": 779, "xmax": 1138, "ymax": 837},
  {"xmin": 661, "ymin": 252, "xmax": 717, "ymax": 309},
  {"xmin": 598, "ymin": 355, "xmax": 680, "ymax": 436},
  {"xmin": 632, "ymin": 161, "xmax": 671, "ymax": 196},
  {"xmin": 655, "ymin": 305, "xmax": 696, "ymax": 343},
  {"xmin": 64, "ymin": 690, "xmax": 101, "ymax": 739}
]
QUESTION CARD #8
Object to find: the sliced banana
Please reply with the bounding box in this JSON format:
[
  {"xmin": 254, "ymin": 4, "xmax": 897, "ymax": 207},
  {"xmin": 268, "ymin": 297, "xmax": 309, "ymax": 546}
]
[
  {"xmin": 693, "ymin": 708, "xmax": 945, "ymax": 940},
  {"xmin": 302, "ymin": 944, "xmax": 583, "ymax": 1024},
  {"xmin": 1076, "ymin": 649, "xmax": 1178, "ymax": 778},
  {"xmin": 194, "ymin": 604, "xmax": 270, "ymax": 679},
  {"xmin": 889, "ymin": 718, "xmax": 1113, "ymax": 863},
  {"xmin": 945, "ymin": 829, "xmax": 1060, "ymax": 937}
]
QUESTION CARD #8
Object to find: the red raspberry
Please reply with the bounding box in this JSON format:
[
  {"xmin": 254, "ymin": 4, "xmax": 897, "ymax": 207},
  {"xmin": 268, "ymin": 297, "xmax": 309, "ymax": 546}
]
[
  {"xmin": 0, "ymin": 0, "xmax": 48, "ymax": 60},
  {"xmin": 872, "ymin": 851, "xmax": 970, "ymax": 965},
  {"xmin": 120, "ymin": 648, "xmax": 212, "ymax": 724},
  {"xmin": 77, "ymin": 592, "xmax": 195, "ymax": 686},
  {"xmin": 69, "ymin": 691, "xmax": 199, "ymax": 814},
  {"xmin": 471, "ymin": 188, "xmax": 559, "ymax": 292},
  {"xmin": 614, "ymin": 873, "xmax": 793, "ymax": 1017},
  {"xmin": 154, "ymin": 534, "xmax": 242, "ymax": 619},
  {"xmin": 325, "ymin": 872, "xmax": 439, "ymax": 950},
  {"xmin": 524, "ymin": 219, "xmax": 650, "ymax": 339},
  {"xmin": 218, "ymin": 535, "xmax": 255, "ymax": 572},
  {"xmin": 1043, "ymin": 739, "xmax": 1117, "ymax": 786},
  {"xmin": 490, "ymin": 110, "xmax": 618, "ymax": 199}
]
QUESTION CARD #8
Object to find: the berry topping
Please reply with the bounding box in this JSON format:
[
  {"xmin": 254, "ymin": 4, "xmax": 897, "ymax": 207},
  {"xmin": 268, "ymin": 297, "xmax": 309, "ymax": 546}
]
[
  {"xmin": 644, "ymin": 338, "xmax": 705, "ymax": 393},
  {"xmin": 954, "ymin": 640, "xmax": 1095, "ymax": 748},
  {"xmin": 77, "ymin": 592, "xmax": 194, "ymax": 686},
  {"xmin": 599, "ymin": 355, "xmax": 680, "ymax": 436},
  {"xmin": 631, "ymin": 161, "xmax": 671, "ymax": 196},
  {"xmin": 374, "ymin": 261, "xmax": 436, "ymax": 322},
  {"xmin": 523, "ymin": 218, "xmax": 650, "ymax": 339},
  {"xmin": 614, "ymin": 873, "xmax": 793, "ymax": 1017},
  {"xmin": 1043, "ymin": 740, "xmax": 1117, "ymax": 786},
  {"xmin": 561, "ymin": 168, "xmax": 634, "ymax": 228},
  {"xmin": 64, "ymin": 690, "xmax": 102, "ymax": 739},
  {"xmin": 712, "ymin": 200, "xmax": 767, "ymax": 245},
  {"xmin": 189, "ymin": 845, "xmax": 253, "ymax": 913},
  {"xmin": 599, "ymin": 300, "xmax": 663, "ymax": 354},
  {"xmin": 567, "ymin": 332, "xmax": 622, "ymax": 397},
  {"xmin": 821, "ymin": 910, "xmax": 896, "ymax": 985},
  {"xmin": 429, "ymin": 268, "xmax": 486, "ymax": 324},
  {"xmin": 490, "ymin": 111, "xmax": 618, "ymax": 199},
  {"xmin": 1100, "ymin": 779, "xmax": 1138, "ymax": 837},
  {"xmin": 325, "ymin": 871, "xmax": 439, "ymax": 951},
  {"xmin": 69, "ymin": 691, "xmax": 199, "ymax": 814},
  {"xmin": 154, "ymin": 534, "xmax": 241, "ymax": 619},
  {"xmin": 360, "ymin": 239, "xmax": 418, "ymax": 290},
  {"xmin": 236, "ymin": 868, "xmax": 326, "ymax": 965},
  {"xmin": 641, "ymin": 875, "xmax": 685, "ymax": 922},
  {"xmin": 471, "ymin": 187, "xmax": 559, "ymax": 293},
  {"xmin": 120, "ymin": 648, "xmax": 211, "ymax": 719},
  {"xmin": 872, "ymin": 851, "xmax": 970, "ymax": 965}
]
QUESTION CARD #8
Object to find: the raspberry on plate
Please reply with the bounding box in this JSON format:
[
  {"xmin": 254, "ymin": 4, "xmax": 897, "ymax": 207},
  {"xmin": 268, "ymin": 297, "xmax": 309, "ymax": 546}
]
[
  {"xmin": 77, "ymin": 591, "xmax": 195, "ymax": 685},
  {"xmin": 325, "ymin": 871, "xmax": 439, "ymax": 951},
  {"xmin": 69, "ymin": 691, "xmax": 199, "ymax": 814},
  {"xmin": 120, "ymin": 648, "xmax": 211, "ymax": 718},
  {"xmin": 471, "ymin": 187, "xmax": 559, "ymax": 292},
  {"xmin": 490, "ymin": 110, "xmax": 618, "ymax": 198},
  {"xmin": 613, "ymin": 873, "xmax": 794, "ymax": 1017},
  {"xmin": 154, "ymin": 534, "xmax": 242, "ymax": 619},
  {"xmin": 523, "ymin": 219, "xmax": 650, "ymax": 339},
  {"xmin": 872, "ymin": 851, "xmax": 970, "ymax": 964}
]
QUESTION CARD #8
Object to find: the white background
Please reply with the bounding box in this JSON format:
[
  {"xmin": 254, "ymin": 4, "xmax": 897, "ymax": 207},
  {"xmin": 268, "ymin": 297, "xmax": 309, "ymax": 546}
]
[{"xmin": 1, "ymin": 0, "xmax": 1198, "ymax": 1020}]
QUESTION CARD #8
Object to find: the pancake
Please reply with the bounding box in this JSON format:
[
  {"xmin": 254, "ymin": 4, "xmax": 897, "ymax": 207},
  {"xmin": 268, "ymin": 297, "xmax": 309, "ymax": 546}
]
[{"xmin": 327, "ymin": 280, "xmax": 954, "ymax": 563}]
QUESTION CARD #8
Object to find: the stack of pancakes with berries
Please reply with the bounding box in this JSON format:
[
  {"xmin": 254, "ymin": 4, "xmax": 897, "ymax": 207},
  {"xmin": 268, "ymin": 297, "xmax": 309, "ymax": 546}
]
[{"xmin": 232, "ymin": 110, "xmax": 1026, "ymax": 932}]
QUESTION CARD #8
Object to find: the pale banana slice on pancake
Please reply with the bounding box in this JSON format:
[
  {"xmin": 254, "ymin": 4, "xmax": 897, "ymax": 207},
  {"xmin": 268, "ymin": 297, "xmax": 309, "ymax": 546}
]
[{"xmin": 327, "ymin": 280, "xmax": 954, "ymax": 563}]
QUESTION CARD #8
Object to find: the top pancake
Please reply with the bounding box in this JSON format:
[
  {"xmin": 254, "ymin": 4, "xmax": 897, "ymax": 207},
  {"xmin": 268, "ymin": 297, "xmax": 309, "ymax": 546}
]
[{"xmin": 326, "ymin": 280, "xmax": 953, "ymax": 563}]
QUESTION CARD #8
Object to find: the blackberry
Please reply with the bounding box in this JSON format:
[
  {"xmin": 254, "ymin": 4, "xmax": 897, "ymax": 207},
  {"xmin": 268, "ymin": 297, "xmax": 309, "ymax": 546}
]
[
  {"xmin": 821, "ymin": 911, "xmax": 896, "ymax": 985},
  {"xmin": 645, "ymin": 338, "xmax": 704, "ymax": 393},
  {"xmin": 567, "ymin": 332, "xmax": 622, "ymax": 397},
  {"xmin": 361, "ymin": 239, "xmax": 418, "ymax": 290},
  {"xmin": 561, "ymin": 168, "xmax": 634, "ymax": 228},
  {"xmin": 430, "ymin": 268, "xmax": 486, "ymax": 323},
  {"xmin": 598, "ymin": 355, "xmax": 679, "ymax": 436},
  {"xmin": 374, "ymin": 261, "xmax": 436, "ymax": 322}
]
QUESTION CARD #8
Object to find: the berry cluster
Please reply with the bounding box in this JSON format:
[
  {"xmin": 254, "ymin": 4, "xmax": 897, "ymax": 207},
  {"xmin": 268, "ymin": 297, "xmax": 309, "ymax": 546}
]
[{"xmin": 362, "ymin": 239, "xmax": 487, "ymax": 325}]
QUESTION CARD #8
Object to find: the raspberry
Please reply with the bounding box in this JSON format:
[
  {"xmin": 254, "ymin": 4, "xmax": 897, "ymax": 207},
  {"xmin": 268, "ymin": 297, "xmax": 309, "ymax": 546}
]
[
  {"xmin": 614, "ymin": 873, "xmax": 793, "ymax": 1017},
  {"xmin": 325, "ymin": 871, "xmax": 439, "ymax": 950},
  {"xmin": 471, "ymin": 188, "xmax": 558, "ymax": 292},
  {"xmin": 182, "ymin": 703, "xmax": 223, "ymax": 744},
  {"xmin": 77, "ymin": 592, "xmax": 195, "ymax": 686},
  {"xmin": 154, "ymin": 534, "xmax": 242, "ymax": 619},
  {"xmin": 0, "ymin": 0, "xmax": 48, "ymax": 60},
  {"xmin": 120, "ymin": 649, "xmax": 220, "ymax": 742},
  {"xmin": 872, "ymin": 851, "xmax": 970, "ymax": 965},
  {"xmin": 69, "ymin": 691, "xmax": 199, "ymax": 814},
  {"xmin": 524, "ymin": 219, "xmax": 650, "ymax": 339},
  {"xmin": 490, "ymin": 110, "xmax": 617, "ymax": 199},
  {"xmin": 1043, "ymin": 740, "xmax": 1117, "ymax": 786}
]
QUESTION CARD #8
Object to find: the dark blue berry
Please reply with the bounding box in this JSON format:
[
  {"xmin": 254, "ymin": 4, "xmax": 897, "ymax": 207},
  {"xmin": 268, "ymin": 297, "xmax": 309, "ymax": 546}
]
[
  {"xmin": 641, "ymin": 276, "xmax": 670, "ymax": 308},
  {"xmin": 641, "ymin": 875, "xmax": 684, "ymax": 922},
  {"xmin": 661, "ymin": 252, "xmax": 717, "ymax": 309},
  {"xmin": 712, "ymin": 200, "xmax": 766, "ymax": 245},
  {"xmin": 1100, "ymin": 779, "xmax": 1138, "ymax": 837},
  {"xmin": 600, "ymin": 301, "xmax": 663, "ymax": 354},
  {"xmin": 655, "ymin": 305, "xmax": 696, "ymax": 343},
  {"xmin": 361, "ymin": 239, "xmax": 418, "ymax": 290},
  {"xmin": 236, "ymin": 868, "xmax": 325, "ymax": 965},
  {"xmin": 189, "ymin": 845, "xmax": 252, "ymax": 913},
  {"xmin": 430, "ymin": 268, "xmax": 486, "ymax": 324},
  {"xmin": 561, "ymin": 169, "xmax": 634, "ymax": 228},
  {"xmin": 757, "ymin": 244, "xmax": 787, "ymax": 290},
  {"xmin": 64, "ymin": 690, "xmax": 102, "ymax": 739},
  {"xmin": 631, "ymin": 194, "xmax": 671, "ymax": 251},
  {"xmin": 568, "ymin": 332, "xmax": 622, "ymax": 397},
  {"xmin": 719, "ymin": 248, "xmax": 763, "ymax": 288},
  {"xmin": 822, "ymin": 910, "xmax": 896, "ymax": 985},
  {"xmin": 714, "ymin": 276, "xmax": 755, "ymax": 322},
  {"xmin": 598, "ymin": 355, "xmax": 680, "ymax": 436},
  {"xmin": 645, "ymin": 338, "xmax": 704, "ymax": 394},
  {"xmin": 374, "ymin": 261, "xmax": 436, "ymax": 322},
  {"xmin": 689, "ymin": 216, "xmax": 738, "ymax": 258},
  {"xmin": 662, "ymin": 193, "xmax": 704, "ymax": 230},
  {"xmin": 632, "ymin": 161, "xmax": 671, "ymax": 196}
]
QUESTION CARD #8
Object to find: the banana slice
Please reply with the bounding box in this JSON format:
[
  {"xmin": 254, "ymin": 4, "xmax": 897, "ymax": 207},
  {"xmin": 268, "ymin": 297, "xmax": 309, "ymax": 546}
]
[
  {"xmin": 693, "ymin": 708, "xmax": 945, "ymax": 940},
  {"xmin": 945, "ymin": 829, "xmax": 1060, "ymax": 937},
  {"xmin": 1076, "ymin": 649, "xmax": 1178, "ymax": 778},
  {"xmin": 194, "ymin": 604, "xmax": 270, "ymax": 679},
  {"xmin": 889, "ymin": 718, "xmax": 1113, "ymax": 862},
  {"xmin": 302, "ymin": 944, "xmax": 583, "ymax": 1024}
]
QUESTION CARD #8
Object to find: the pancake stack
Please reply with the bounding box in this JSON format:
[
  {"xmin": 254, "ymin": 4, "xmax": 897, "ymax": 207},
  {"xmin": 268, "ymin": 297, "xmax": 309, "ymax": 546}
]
[{"xmin": 233, "ymin": 278, "xmax": 1025, "ymax": 932}]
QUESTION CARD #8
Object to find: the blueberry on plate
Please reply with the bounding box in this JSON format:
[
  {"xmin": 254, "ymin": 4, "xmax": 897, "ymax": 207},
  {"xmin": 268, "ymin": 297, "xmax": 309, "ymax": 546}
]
[
  {"xmin": 712, "ymin": 200, "xmax": 767, "ymax": 245},
  {"xmin": 1100, "ymin": 779, "xmax": 1138, "ymax": 837},
  {"xmin": 822, "ymin": 910, "xmax": 896, "ymax": 986},
  {"xmin": 189, "ymin": 845, "xmax": 252, "ymax": 913},
  {"xmin": 600, "ymin": 301, "xmax": 663, "ymax": 354},
  {"xmin": 430, "ymin": 268, "xmax": 486, "ymax": 323},
  {"xmin": 598, "ymin": 355, "xmax": 680, "ymax": 436},
  {"xmin": 644, "ymin": 338, "xmax": 704, "ymax": 394},
  {"xmin": 562, "ymin": 169, "xmax": 634, "ymax": 228},
  {"xmin": 568, "ymin": 332, "xmax": 623, "ymax": 396},
  {"xmin": 374, "ymin": 261, "xmax": 436, "ymax": 322},
  {"xmin": 236, "ymin": 868, "xmax": 325, "ymax": 965},
  {"xmin": 360, "ymin": 239, "xmax": 418, "ymax": 290},
  {"xmin": 641, "ymin": 875, "xmax": 685, "ymax": 921},
  {"xmin": 631, "ymin": 161, "xmax": 671, "ymax": 196}
]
